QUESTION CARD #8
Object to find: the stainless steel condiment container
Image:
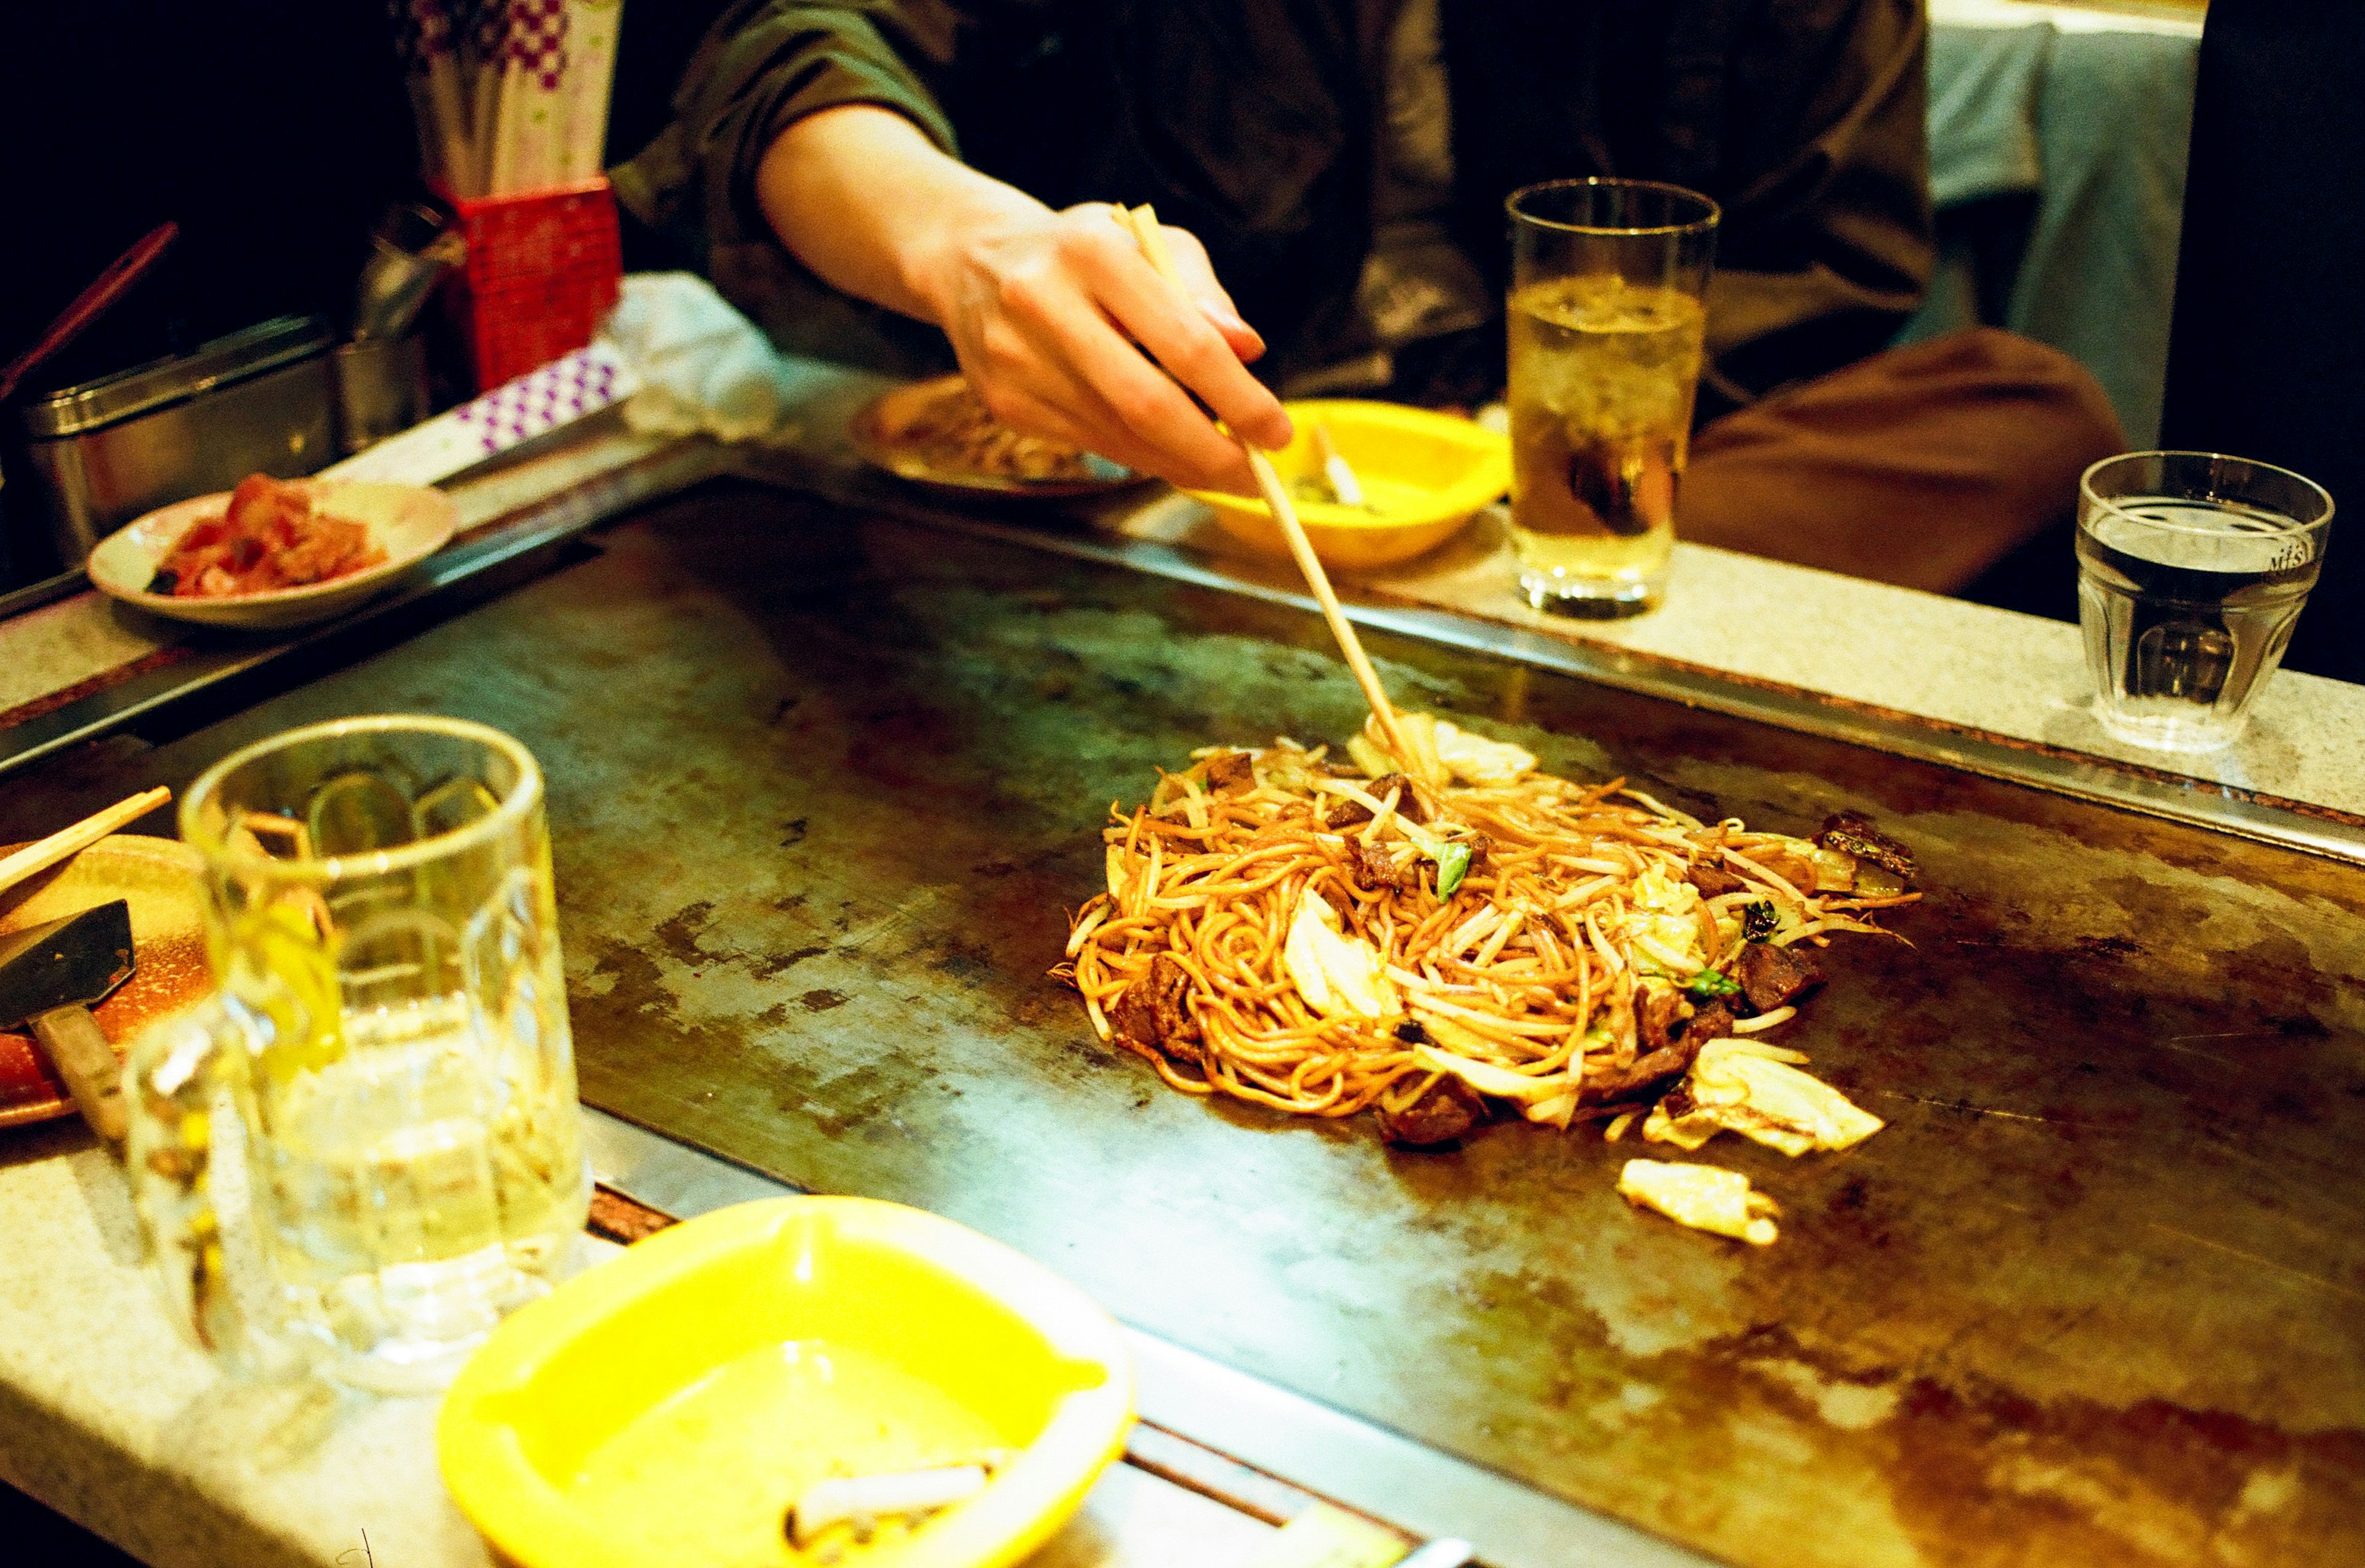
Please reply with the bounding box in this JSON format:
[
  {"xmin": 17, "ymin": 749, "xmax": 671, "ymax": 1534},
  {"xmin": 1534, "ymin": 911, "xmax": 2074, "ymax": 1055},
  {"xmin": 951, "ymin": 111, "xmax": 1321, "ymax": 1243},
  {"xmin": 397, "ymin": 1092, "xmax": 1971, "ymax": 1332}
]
[
  {"xmin": 14, "ymin": 315, "xmax": 335, "ymax": 566},
  {"xmin": 333, "ymin": 335, "xmax": 431, "ymax": 455}
]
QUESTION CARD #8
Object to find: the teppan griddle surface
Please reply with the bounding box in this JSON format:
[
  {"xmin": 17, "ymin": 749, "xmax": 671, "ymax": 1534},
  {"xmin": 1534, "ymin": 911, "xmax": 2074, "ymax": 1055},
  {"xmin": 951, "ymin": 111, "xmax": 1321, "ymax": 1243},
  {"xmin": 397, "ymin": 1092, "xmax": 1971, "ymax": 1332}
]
[{"xmin": 7, "ymin": 486, "xmax": 2358, "ymax": 1566}]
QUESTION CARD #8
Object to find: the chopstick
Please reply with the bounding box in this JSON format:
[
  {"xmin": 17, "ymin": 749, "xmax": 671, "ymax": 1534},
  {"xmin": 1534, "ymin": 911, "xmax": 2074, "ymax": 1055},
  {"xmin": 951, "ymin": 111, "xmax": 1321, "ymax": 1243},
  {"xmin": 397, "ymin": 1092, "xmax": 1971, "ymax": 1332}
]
[
  {"xmin": 0, "ymin": 224, "xmax": 178, "ymax": 405},
  {"xmin": 1114, "ymin": 204, "xmax": 1418, "ymax": 768},
  {"xmin": 0, "ymin": 788, "xmax": 172, "ymax": 900}
]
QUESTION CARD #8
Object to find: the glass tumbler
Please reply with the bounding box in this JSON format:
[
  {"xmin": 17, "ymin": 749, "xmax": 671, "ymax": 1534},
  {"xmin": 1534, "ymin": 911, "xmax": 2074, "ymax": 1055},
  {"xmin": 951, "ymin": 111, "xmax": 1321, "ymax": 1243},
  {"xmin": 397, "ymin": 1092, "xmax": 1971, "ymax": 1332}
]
[
  {"xmin": 1506, "ymin": 179, "xmax": 1719, "ymax": 618},
  {"xmin": 2076, "ymin": 451, "xmax": 2334, "ymax": 751},
  {"xmin": 126, "ymin": 716, "xmax": 590, "ymax": 1391}
]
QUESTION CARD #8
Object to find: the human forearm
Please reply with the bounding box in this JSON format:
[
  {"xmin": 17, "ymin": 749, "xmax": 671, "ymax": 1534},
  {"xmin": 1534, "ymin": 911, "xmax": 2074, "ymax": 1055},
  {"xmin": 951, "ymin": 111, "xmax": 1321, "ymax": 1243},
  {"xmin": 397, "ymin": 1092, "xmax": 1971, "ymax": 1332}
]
[
  {"xmin": 754, "ymin": 103, "xmax": 1041, "ymax": 328},
  {"xmin": 749, "ymin": 102, "xmax": 1292, "ymax": 491}
]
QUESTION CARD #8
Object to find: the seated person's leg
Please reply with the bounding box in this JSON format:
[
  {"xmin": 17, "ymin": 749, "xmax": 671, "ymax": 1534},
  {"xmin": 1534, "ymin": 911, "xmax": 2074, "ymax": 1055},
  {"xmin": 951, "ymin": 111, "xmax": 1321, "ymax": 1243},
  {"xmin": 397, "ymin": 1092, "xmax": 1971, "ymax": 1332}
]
[{"xmin": 1678, "ymin": 328, "xmax": 2125, "ymax": 594}]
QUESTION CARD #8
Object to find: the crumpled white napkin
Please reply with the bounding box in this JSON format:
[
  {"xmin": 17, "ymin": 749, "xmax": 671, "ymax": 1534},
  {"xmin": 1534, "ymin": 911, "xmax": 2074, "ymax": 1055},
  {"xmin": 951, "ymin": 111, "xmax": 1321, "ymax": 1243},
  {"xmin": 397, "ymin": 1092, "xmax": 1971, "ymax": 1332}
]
[{"xmin": 597, "ymin": 272, "xmax": 799, "ymax": 443}]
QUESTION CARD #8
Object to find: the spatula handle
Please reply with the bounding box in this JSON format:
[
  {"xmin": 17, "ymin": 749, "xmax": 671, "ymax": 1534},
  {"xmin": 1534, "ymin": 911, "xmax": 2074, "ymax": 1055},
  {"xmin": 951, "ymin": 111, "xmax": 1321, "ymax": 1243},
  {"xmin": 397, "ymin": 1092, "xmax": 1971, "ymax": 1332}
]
[{"xmin": 33, "ymin": 1005, "xmax": 127, "ymax": 1146}]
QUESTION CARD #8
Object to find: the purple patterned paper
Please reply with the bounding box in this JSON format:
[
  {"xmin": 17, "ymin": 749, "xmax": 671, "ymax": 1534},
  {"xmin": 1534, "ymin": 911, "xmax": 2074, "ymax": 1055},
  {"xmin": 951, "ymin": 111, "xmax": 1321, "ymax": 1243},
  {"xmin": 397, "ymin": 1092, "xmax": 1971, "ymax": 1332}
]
[
  {"xmin": 453, "ymin": 346, "xmax": 626, "ymax": 453},
  {"xmin": 503, "ymin": 0, "xmax": 570, "ymax": 92}
]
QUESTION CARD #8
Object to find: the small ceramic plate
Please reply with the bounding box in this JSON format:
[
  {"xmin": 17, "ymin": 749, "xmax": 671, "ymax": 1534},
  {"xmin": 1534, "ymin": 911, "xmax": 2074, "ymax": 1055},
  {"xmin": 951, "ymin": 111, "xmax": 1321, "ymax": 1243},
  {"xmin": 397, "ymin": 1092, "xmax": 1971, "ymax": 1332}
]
[
  {"xmin": 850, "ymin": 375, "xmax": 1144, "ymax": 499},
  {"xmin": 87, "ymin": 480, "xmax": 459, "ymax": 631},
  {"xmin": 0, "ymin": 834, "xmax": 214, "ymax": 1130}
]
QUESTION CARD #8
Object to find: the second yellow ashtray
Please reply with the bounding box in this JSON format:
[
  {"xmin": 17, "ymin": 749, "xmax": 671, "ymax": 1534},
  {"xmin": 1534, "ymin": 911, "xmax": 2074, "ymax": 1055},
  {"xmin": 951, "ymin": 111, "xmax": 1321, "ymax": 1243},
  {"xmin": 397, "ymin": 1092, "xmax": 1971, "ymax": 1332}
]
[{"xmin": 1187, "ymin": 398, "xmax": 1509, "ymax": 570}]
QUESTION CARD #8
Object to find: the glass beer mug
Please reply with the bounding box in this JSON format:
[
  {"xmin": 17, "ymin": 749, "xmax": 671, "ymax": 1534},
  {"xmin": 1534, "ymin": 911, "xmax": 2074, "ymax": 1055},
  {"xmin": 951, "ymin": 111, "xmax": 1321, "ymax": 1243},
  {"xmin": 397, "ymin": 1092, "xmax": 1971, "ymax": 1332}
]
[{"xmin": 126, "ymin": 716, "xmax": 590, "ymax": 1391}]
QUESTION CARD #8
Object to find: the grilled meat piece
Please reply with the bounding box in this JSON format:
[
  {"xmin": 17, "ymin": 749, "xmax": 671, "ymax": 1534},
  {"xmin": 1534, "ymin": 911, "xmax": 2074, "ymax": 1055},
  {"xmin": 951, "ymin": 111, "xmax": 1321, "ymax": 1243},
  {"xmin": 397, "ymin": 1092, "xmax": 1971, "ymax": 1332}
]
[
  {"xmin": 1372, "ymin": 773, "xmax": 1425, "ymax": 823},
  {"xmin": 1686, "ymin": 860, "xmax": 1746, "ymax": 898},
  {"xmin": 1638, "ymin": 986, "xmax": 1688, "ymax": 1054},
  {"xmin": 1110, "ymin": 954, "xmax": 1203, "ymax": 1065},
  {"xmin": 1737, "ymin": 942, "xmax": 1825, "ymax": 1013},
  {"xmin": 1325, "ymin": 799, "xmax": 1372, "ymax": 830},
  {"xmin": 1638, "ymin": 990, "xmax": 1738, "ymax": 1055},
  {"xmin": 1202, "ymin": 750, "xmax": 1256, "ymax": 794},
  {"xmin": 1686, "ymin": 998, "xmax": 1739, "ymax": 1048},
  {"xmin": 1328, "ymin": 772, "xmax": 1426, "ymax": 830},
  {"xmin": 1463, "ymin": 832, "xmax": 1493, "ymax": 876},
  {"xmin": 1347, "ymin": 839, "xmax": 1424, "ymax": 892},
  {"xmin": 1380, "ymin": 1075, "xmax": 1489, "ymax": 1146},
  {"xmin": 1603, "ymin": 995, "xmax": 1736, "ymax": 1104},
  {"xmin": 1582, "ymin": 1044, "xmax": 1696, "ymax": 1105},
  {"xmin": 1817, "ymin": 811, "xmax": 1916, "ymax": 883}
]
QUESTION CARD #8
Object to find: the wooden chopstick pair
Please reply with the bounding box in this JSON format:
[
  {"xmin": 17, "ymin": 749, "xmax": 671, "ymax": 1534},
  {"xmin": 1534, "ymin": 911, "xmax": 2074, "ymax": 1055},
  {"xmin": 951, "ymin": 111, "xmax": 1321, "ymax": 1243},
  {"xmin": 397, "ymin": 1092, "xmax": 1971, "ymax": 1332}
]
[
  {"xmin": 1112, "ymin": 204, "xmax": 1420, "ymax": 772},
  {"xmin": 0, "ymin": 787, "xmax": 172, "ymax": 902}
]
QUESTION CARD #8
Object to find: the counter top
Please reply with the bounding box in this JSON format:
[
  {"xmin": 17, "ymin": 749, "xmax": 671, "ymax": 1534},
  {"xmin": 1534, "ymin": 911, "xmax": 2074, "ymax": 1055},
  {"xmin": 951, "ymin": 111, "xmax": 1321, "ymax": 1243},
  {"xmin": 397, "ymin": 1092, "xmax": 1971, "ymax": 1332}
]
[
  {"xmin": 0, "ymin": 1118, "xmax": 1280, "ymax": 1568},
  {"xmin": 4, "ymin": 345, "xmax": 2359, "ymax": 1568}
]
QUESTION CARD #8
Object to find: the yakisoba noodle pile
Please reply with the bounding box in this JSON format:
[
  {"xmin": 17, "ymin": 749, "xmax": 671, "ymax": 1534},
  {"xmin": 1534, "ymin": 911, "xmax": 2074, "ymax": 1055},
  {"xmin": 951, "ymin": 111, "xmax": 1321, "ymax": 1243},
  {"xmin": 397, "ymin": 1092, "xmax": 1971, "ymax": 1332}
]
[{"xmin": 1056, "ymin": 713, "xmax": 1922, "ymax": 1243}]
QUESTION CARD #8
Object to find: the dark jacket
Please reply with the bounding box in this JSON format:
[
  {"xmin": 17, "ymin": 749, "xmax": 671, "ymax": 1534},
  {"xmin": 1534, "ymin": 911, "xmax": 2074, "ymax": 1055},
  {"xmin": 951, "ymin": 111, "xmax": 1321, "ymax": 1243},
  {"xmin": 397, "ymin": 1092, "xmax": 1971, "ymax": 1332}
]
[{"xmin": 614, "ymin": 0, "xmax": 1932, "ymax": 413}]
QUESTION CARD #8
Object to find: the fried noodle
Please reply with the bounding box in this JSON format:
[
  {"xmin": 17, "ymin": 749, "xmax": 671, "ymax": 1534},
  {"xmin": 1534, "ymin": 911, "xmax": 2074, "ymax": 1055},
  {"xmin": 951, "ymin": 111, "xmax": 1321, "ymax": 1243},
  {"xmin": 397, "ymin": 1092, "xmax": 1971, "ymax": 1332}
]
[{"xmin": 1054, "ymin": 713, "xmax": 1918, "ymax": 1139}]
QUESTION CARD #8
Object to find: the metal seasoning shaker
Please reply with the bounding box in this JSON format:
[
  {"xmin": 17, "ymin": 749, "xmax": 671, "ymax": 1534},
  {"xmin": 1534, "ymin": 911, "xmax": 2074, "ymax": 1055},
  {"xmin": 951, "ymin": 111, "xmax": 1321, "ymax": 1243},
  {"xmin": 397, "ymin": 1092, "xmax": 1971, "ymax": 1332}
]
[{"xmin": 334, "ymin": 201, "xmax": 458, "ymax": 454}]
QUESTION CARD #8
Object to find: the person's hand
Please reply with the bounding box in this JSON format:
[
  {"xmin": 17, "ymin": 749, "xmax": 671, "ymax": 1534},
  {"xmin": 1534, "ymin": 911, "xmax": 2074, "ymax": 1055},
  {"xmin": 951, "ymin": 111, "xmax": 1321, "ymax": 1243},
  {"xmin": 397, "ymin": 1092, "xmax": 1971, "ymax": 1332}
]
[{"xmin": 916, "ymin": 201, "xmax": 1293, "ymax": 493}]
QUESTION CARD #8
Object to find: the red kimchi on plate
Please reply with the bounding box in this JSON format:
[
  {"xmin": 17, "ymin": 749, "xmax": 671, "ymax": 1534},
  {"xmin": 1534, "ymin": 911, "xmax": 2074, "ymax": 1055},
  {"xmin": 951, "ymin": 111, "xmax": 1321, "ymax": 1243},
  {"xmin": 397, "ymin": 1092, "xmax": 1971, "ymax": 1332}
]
[{"xmin": 146, "ymin": 475, "xmax": 387, "ymax": 599}]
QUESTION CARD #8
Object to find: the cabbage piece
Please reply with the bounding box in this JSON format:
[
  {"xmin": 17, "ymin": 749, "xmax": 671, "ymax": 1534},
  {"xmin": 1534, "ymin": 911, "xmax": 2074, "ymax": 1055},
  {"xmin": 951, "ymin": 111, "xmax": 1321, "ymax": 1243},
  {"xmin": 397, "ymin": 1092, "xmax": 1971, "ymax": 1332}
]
[
  {"xmin": 1432, "ymin": 720, "xmax": 1537, "ymax": 785},
  {"xmin": 1410, "ymin": 1042, "xmax": 1569, "ymax": 1104},
  {"xmin": 1643, "ymin": 1039, "xmax": 1883, "ymax": 1156},
  {"xmin": 1344, "ymin": 735, "xmax": 1394, "ymax": 780},
  {"xmin": 1617, "ymin": 1159, "xmax": 1779, "ymax": 1245},
  {"xmin": 1625, "ymin": 869, "xmax": 1707, "ymax": 979},
  {"xmin": 1283, "ymin": 889, "xmax": 1398, "ymax": 1019}
]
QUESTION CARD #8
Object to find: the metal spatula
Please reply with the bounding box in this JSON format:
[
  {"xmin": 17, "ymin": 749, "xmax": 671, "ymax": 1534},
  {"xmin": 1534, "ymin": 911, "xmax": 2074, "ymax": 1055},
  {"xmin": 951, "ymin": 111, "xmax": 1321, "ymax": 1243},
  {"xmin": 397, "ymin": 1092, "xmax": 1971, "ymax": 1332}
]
[{"xmin": 0, "ymin": 900, "xmax": 136, "ymax": 1143}]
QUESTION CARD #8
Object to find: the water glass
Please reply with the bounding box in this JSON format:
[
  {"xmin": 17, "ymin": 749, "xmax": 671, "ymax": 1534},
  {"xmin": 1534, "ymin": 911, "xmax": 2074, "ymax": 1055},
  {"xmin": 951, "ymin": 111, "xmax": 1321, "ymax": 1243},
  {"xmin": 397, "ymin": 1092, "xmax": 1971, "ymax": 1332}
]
[
  {"xmin": 1506, "ymin": 179, "xmax": 1718, "ymax": 618},
  {"xmin": 126, "ymin": 716, "xmax": 589, "ymax": 1391},
  {"xmin": 2076, "ymin": 451, "xmax": 2334, "ymax": 752}
]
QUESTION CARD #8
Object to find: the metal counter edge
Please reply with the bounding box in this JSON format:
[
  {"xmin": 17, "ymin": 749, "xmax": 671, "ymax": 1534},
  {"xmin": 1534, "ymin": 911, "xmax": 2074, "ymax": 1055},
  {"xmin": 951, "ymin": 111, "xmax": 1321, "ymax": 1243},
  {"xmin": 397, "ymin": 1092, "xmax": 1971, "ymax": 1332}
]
[{"xmin": 583, "ymin": 1107, "xmax": 1717, "ymax": 1568}]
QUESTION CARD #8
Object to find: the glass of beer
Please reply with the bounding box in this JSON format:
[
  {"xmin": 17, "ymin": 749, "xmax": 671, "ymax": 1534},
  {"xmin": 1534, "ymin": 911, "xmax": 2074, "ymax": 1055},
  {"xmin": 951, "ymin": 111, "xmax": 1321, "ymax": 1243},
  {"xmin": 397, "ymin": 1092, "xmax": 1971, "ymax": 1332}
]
[
  {"xmin": 126, "ymin": 716, "xmax": 591, "ymax": 1391},
  {"xmin": 1506, "ymin": 179, "xmax": 1718, "ymax": 617},
  {"xmin": 2076, "ymin": 451, "xmax": 2334, "ymax": 751}
]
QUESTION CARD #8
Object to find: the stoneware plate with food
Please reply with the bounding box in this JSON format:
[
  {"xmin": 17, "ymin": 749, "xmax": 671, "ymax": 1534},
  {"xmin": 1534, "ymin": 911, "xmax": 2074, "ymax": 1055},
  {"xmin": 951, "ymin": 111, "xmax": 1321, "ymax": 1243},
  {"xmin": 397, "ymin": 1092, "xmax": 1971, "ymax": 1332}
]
[
  {"xmin": 0, "ymin": 834, "xmax": 214, "ymax": 1131},
  {"xmin": 851, "ymin": 374, "xmax": 1145, "ymax": 498},
  {"xmin": 87, "ymin": 477, "xmax": 459, "ymax": 631}
]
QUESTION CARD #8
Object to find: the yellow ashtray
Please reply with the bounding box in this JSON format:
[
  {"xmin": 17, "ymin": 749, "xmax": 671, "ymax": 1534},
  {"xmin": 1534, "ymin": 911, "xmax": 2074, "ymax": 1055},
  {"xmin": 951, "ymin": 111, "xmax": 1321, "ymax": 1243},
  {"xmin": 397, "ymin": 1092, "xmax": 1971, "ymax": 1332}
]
[
  {"xmin": 1187, "ymin": 398, "xmax": 1509, "ymax": 570},
  {"xmin": 437, "ymin": 1197, "xmax": 1134, "ymax": 1568}
]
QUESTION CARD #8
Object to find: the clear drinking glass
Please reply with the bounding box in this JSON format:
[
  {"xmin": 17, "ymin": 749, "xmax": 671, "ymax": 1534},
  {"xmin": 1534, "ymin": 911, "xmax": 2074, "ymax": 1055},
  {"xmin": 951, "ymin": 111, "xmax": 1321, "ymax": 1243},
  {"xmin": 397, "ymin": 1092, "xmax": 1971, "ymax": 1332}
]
[
  {"xmin": 1506, "ymin": 179, "xmax": 1719, "ymax": 618},
  {"xmin": 2077, "ymin": 451, "xmax": 2334, "ymax": 751},
  {"xmin": 126, "ymin": 716, "xmax": 590, "ymax": 1391}
]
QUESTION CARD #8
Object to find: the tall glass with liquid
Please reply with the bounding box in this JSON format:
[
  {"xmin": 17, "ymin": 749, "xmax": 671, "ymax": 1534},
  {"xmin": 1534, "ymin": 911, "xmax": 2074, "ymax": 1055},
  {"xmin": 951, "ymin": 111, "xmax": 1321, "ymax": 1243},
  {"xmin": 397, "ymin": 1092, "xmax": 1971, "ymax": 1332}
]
[
  {"xmin": 1506, "ymin": 179, "xmax": 1718, "ymax": 617},
  {"xmin": 126, "ymin": 716, "xmax": 589, "ymax": 1391},
  {"xmin": 2076, "ymin": 451, "xmax": 2334, "ymax": 751}
]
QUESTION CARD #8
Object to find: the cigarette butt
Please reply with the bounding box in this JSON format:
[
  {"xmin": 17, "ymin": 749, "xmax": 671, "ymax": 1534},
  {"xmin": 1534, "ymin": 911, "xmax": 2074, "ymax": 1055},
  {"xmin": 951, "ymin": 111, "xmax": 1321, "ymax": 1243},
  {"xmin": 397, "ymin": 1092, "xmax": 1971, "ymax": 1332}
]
[{"xmin": 786, "ymin": 1464, "xmax": 990, "ymax": 1548}]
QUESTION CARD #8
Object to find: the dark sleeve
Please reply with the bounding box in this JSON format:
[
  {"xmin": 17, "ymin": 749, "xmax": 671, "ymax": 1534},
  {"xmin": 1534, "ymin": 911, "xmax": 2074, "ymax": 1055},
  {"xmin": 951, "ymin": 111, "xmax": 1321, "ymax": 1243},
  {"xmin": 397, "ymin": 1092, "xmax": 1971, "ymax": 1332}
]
[
  {"xmin": 1701, "ymin": 0, "xmax": 1933, "ymax": 414},
  {"xmin": 607, "ymin": 2, "xmax": 976, "ymax": 373},
  {"xmin": 610, "ymin": 1, "xmax": 964, "ymax": 253}
]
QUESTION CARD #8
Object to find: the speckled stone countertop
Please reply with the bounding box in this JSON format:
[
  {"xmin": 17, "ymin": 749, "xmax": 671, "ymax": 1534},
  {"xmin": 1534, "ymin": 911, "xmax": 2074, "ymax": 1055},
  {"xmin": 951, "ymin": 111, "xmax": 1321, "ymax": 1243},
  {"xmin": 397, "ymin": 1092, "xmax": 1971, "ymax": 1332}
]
[
  {"xmin": 0, "ymin": 1124, "xmax": 1272, "ymax": 1568},
  {"xmin": 1105, "ymin": 491, "xmax": 2365, "ymax": 818}
]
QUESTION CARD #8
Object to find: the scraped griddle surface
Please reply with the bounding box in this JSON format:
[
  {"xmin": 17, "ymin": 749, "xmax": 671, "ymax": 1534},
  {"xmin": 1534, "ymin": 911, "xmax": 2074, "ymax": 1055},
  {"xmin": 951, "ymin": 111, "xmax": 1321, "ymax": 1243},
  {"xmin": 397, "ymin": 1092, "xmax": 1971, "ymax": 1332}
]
[{"xmin": 5, "ymin": 487, "xmax": 2358, "ymax": 1566}]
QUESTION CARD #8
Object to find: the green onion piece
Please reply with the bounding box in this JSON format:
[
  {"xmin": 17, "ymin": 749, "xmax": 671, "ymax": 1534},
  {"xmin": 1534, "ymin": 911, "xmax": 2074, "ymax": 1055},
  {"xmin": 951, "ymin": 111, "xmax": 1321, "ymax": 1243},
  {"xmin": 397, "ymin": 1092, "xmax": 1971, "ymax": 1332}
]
[
  {"xmin": 1684, "ymin": 969, "xmax": 1742, "ymax": 998},
  {"xmin": 1434, "ymin": 842, "xmax": 1472, "ymax": 897}
]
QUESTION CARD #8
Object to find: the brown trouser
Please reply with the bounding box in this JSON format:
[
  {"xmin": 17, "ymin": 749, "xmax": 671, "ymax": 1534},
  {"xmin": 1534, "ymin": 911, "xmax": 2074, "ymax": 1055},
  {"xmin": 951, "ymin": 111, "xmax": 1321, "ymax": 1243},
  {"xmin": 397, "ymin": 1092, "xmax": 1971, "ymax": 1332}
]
[{"xmin": 1679, "ymin": 328, "xmax": 2128, "ymax": 594}]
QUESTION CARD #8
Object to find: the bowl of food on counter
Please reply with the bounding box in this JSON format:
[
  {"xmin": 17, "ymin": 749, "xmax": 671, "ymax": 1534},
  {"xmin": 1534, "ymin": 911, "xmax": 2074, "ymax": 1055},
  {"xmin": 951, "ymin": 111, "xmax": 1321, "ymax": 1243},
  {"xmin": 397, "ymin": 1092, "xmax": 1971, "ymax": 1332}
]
[
  {"xmin": 85, "ymin": 472, "xmax": 457, "ymax": 631},
  {"xmin": 1186, "ymin": 399, "xmax": 1509, "ymax": 571}
]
